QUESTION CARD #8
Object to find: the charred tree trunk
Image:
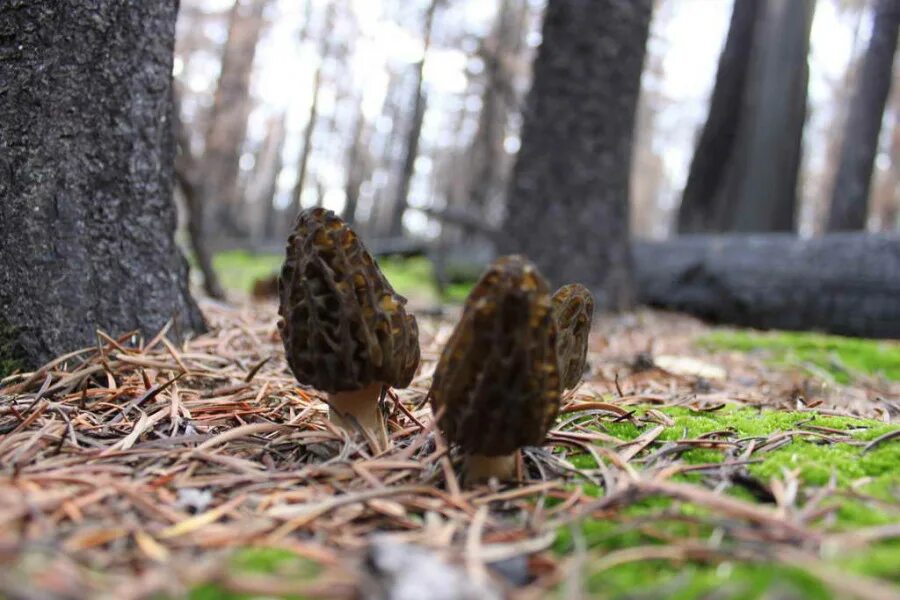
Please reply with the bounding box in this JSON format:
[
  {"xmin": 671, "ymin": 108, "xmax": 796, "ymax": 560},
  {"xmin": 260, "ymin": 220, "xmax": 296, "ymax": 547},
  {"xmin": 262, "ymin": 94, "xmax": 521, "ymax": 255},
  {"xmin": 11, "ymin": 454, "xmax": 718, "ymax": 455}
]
[
  {"xmin": 826, "ymin": 0, "xmax": 900, "ymax": 232},
  {"xmin": 716, "ymin": 0, "xmax": 816, "ymax": 232},
  {"xmin": 501, "ymin": 0, "xmax": 653, "ymax": 310},
  {"xmin": 388, "ymin": 0, "xmax": 441, "ymax": 238},
  {"xmin": 201, "ymin": 0, "xmax": 266, "ymax": 237},
  {"xmin": 634, "ymin": 234, "xmax": 900, "ymax": 339},
  {"xmin": 0, "ymin": 1, "xmax": 205, "ymax": 370},
  {"xmin": 678, "ymin": 0, "xmax": 763, "ymax": 234}
]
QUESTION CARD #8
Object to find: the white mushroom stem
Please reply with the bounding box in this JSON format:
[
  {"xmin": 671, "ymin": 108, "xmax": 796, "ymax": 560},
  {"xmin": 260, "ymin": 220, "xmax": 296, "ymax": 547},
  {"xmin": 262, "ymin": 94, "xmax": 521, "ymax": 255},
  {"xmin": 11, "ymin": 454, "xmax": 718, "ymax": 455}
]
[
  {"xmin": 328, "ymin": 382, "xmax": 389, "ymax": 452},
  {"xmin": 465, "ymin": 452, "xmax": 519, "ymax": 484}
]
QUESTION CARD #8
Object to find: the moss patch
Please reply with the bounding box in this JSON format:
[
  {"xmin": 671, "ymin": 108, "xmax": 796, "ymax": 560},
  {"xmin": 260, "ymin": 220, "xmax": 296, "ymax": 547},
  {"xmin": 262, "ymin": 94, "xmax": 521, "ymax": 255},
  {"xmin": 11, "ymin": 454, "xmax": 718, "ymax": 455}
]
[
  {"xmin": 188, "ymin": 547, "xmax": 321, "ymax": 600},
  {"xmin": 699, "ymin": 330, "xmax": 900, "ymax": 383},
  {"xmin": 0, "ymin": 317, "xmax": 24, "ymax": 379},
  {"xmin": 558, "ymin": 405, "xmax": 900, "ymax": 598},
  {"xmin": 211, "ymin": 251, "xmax": 475, "ymax": 304}
]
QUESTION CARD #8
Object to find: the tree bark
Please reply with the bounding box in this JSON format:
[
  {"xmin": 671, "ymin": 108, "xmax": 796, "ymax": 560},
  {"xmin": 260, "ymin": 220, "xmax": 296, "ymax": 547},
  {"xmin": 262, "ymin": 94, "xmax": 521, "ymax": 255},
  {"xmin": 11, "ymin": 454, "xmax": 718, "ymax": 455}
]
[
  {"xmin": 633, "ymin": 234, "xmax": 900, "ymax": 338},
  {"xmin": 826, "ymin": 0, "xmax": 900, "ymax": 232},
  {"xmin": 716, "ymin": 0, "xmax": 816, "ymax": 232},
  {"xmin": 201, "ymin": 0, "xmax": 266, "ymax": 238},
  {"xmin": 678, "ymin": 0, "xmax": 763, "ymax": 234},
  {"xmin": 0, "ymin": 1, "xmax": 205, "ymax": 370},
  {"xmin": 501, "ymin": 0, "xmax": 653, "ymax": 310}
]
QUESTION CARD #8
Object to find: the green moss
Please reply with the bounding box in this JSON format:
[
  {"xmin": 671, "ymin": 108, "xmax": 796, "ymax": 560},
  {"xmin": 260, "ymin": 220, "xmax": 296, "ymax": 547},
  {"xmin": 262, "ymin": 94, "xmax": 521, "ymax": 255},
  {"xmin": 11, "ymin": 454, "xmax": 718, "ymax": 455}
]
[
  {"xmin": 558, "ymin": 404, "xmax": 900, "ymax": 597},
  {"xmin": 699, "ymin": 330, "xmax": 900, "ymax": 383},
  {"xmin": 211, "ymin": 250, "xmax": 283, "ymax": 294},
  {"xmin": 187, "ymin": 547, "xmax": 321, "ymax": 600},
  {"xmin": 0, "ymin": 317, "xmax": 24, "ymax": 379},
  {"xmin": 210, "ymin": 252, "xmax": 476, "ymax": 304}
]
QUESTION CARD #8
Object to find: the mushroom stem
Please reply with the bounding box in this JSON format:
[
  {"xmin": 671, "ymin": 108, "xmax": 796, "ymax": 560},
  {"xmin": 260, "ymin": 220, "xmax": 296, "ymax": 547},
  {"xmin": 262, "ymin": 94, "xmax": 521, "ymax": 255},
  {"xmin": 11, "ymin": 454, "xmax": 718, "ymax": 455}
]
[
  {"xmin": 464, "ymin": 452, "xmax": 519, "ymax": 484},
  {"xmin": 328, "ymin": 382, "xmax": 389, "ymax": 451}
]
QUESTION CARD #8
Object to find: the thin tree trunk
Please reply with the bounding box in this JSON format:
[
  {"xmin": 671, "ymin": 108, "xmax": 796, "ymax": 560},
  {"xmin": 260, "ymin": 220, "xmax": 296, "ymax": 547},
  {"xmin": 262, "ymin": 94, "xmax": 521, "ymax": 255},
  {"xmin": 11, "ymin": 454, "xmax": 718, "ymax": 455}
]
[
  {"xmin": 388, "ymin": 0, "xmax": 441, "ymax": 238},
  {"xmin": 175, "ymin": 95, "xmax": 226, "ymax": 300},
  {"xmin": 288, "ymin": 2, "xmax": 334, "ymax": 224},
  {"xmin": 0, "ymin": 0, "xmax": 205, "ymax": 369},
  {"xmin": 343, "ymin": 105, "xmax": 369, "ymax": 225},
  {"xmin": 501, "ymin": 0, "xmax": 653, "ymax": 310},
  {"xmin": 202, "ymin": 0, "xmax": 267, "ymax": 237},
  {"xmin": 826, "ymin": 0, "xmax": 900, "ymax": 232},
  {"xmin": 716, "ymin": 0, "xmax": 816, "ymax": 232},
  {"xmin": 246, "ymin": 113, "xmax": 287, "ymax": 242},
  {"xmin": 677, "ymin": 0, "xmax": 763, "ymax": 234},
  {"xmin": 288, "ymin": 66, "xmax": 322, "ymax": 220}
]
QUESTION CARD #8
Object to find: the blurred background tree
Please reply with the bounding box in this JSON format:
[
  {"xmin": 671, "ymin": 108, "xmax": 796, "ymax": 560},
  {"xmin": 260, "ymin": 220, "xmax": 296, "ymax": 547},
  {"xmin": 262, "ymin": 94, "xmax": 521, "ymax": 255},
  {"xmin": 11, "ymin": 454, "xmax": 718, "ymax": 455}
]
[{"xmin": 170, "ymin": 0, "xmax": 899, "ymax": 308}]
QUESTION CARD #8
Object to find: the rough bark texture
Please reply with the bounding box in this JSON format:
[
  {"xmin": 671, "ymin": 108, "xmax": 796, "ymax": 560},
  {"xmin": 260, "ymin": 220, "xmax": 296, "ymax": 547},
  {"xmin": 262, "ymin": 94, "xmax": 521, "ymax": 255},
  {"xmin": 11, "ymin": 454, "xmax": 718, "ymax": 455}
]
[
  {"xmin": 201, "ymin": 0, "xmax": 266, "ymax": 236},
  {"xmin": 501, "ymin": 0, "xmax": 652, "ymax": 310},
  {"xmin": 677, "ymin": 0, "xmax": 762, "ymax": 234},
  {"xmin": 826, "ymin": 0, "xmax": 900, "ymax": 232},
  {"xmin": 715, "ymin": 0, "xmax": 815, "ymax": 232},
  {"xmin": 0, "ymin": 1, "xmax": 206, "ymax": 369},
  {"xmin": 634, "ymin": 234, "xmax": 900, "ymax": 338}
]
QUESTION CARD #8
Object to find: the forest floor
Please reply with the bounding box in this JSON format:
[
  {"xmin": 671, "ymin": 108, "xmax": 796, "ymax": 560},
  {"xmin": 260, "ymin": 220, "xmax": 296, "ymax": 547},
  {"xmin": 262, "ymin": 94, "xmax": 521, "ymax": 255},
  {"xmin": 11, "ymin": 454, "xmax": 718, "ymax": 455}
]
[{"xmin": 1, "ymin": 274, "xmax": 899, "ymax": 598}]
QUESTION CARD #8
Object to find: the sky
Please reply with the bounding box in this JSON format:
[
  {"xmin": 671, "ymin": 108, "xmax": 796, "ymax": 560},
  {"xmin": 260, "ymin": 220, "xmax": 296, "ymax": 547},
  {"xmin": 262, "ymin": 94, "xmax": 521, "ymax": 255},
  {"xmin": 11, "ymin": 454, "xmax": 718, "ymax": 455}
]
[{"xmin": 177, "ymin": 0, "xmax": 879, "ymax": 236}]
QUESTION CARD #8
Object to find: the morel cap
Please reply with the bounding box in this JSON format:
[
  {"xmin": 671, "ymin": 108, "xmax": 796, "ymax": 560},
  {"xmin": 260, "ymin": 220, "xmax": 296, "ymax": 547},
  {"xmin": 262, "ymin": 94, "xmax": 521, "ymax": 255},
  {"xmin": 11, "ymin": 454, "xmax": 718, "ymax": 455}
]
[
  {"xmin": 430, "ymin": 255, "xmax": 561, "ymax": 457},
  {"xmin": 278, "ymin": 207, "xmax": 420, "ymax": 393}
]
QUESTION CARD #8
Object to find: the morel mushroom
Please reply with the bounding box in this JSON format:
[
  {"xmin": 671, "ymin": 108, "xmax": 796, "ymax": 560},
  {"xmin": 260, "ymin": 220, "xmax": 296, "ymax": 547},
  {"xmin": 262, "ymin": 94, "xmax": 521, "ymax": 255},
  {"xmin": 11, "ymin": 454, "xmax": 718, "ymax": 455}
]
[
  {"xmin": 552, "ymin": 283, "xmax": 594, "ymax": 390},
  {"xmin": 278, "ymin": 207, "xmax": 420, "ymax": 451},
  {"xmin": 429, "ymin": 255, "xmax": 561, "ymax": 483}
]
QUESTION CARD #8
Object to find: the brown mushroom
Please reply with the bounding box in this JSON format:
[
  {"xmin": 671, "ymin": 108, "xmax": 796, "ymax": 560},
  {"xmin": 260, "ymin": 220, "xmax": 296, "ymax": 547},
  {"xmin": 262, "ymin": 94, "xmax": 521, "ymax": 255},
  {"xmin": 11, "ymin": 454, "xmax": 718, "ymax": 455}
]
[
  {"xmin": 278, "ymin": 207, "xmax": 420, "ymax": 451},
  {"xmin": 429, "ymin": 255, "xmax": 561, "ymax": 483},
  {"xmin": 552, "ymin": 283, "xmax": 594, "ymax": 390}
]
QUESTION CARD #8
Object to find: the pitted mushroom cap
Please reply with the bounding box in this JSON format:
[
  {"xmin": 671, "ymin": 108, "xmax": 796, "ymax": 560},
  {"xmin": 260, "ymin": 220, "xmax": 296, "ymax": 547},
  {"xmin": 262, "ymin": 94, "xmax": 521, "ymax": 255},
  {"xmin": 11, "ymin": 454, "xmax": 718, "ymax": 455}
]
[
  {"xmin": 278, "ymin": 207, "xmax": 420, "ymax": 393},
  {"xmin": 429, "ymin": 255, "xmax": 561, "ymax": 456},
  {"xmin": 552, "ymin": 283, "xmax": 594, "ymax": 390}
]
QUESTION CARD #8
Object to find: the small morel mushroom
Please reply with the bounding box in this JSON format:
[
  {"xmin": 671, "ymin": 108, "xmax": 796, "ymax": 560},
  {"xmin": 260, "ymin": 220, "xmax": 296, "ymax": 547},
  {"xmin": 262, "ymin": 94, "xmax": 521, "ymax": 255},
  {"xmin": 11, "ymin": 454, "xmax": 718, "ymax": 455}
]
[
  {"xmin": 429, "ymin": 255, "xmax": 561, "ymax": 484},
  {"xmin": 552, "ymin": 283, "xmax": 594, "ymax": 390},
  {"xmin": 278, "ymin": 207, "xmax": 420, "ymax": 451}
]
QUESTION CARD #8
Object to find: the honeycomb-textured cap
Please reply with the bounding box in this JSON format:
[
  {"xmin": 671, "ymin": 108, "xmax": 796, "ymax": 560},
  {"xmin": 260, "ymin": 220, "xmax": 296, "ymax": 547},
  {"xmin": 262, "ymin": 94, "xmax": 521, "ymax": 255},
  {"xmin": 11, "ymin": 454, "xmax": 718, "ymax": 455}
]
[
  {"xmin": 278, "ymin": 208, "xmax": 420, "ymax": 393},
  {"xmin": 552, "ymin": 283, "xmax": 594, "ymax": 390},
  {"xmin": 429, "ymin": 255, "xmax": 561, "ymax": 456}
]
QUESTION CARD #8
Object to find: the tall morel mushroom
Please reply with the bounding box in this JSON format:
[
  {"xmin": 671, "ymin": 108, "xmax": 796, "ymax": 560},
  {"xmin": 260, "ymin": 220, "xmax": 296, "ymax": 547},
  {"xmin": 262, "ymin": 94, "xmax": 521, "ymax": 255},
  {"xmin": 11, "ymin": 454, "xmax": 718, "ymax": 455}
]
[
  {"xmin": 552, "ymin": 283, "xmax": 594, "ymax": 390},
  {"xmin": 278, "ymin": 207, "xmax": 420, "ymax": 451},
  {"xmin": 429, "ymin": 255, "xmax": 561, "ymax": 483}
]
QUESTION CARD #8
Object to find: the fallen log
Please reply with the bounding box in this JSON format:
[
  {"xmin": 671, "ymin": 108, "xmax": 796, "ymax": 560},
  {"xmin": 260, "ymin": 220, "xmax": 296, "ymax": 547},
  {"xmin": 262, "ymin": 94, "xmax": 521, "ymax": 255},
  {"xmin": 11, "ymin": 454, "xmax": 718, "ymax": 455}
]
[{"xmin": 632, "ymin": 233, "xmax": 900, "ymax": 339}]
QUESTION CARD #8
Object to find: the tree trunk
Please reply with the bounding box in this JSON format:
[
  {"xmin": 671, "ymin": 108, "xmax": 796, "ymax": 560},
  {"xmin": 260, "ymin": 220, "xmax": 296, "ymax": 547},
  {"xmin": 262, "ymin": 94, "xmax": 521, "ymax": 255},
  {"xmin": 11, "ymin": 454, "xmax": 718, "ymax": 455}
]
[
  {"xmin": 246, "ymin": 112, "xmax": 287, "ymax": 242},
  {"xmin": 288, "ymin": 66, "xmax": 322, "ymax": 220},
  {"xmin": 715, "ymin": 0, "xmax": 816, "ymax": 232},
  {"xmin": 388, "ymin": 0, "xmax": 441, "ymax": 238},
  {"xmin": 343, "ymin": 106, "xmax": 370, "ymax": 225},
  {"xmin": 288, "ymin": 2, "xmax": 334, "ymax": 225},
  {"xmin": 0, "ymin": 1, "xmax": 205, "ymax": 370},
  {"xmin": 678, "ymin": 0, "xmax": 763, "ymax": 234},
  {"xmin": 826, "ymin": 0, "xmax": 900, "ymax": 232},
  {"xmin": 201, "ymin": 0, "xmax": 267, "ymax": 238},
  {"xmin": 501, "ymin": 0, "xmax": 653, "ymax": 310},
  {"xmin": 174, "ymin": 94, "xmax": 226, "ymax": 300},
  {"xmin": 633, "ymin": 234, "xmax": 900, "ymax": 339}
]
